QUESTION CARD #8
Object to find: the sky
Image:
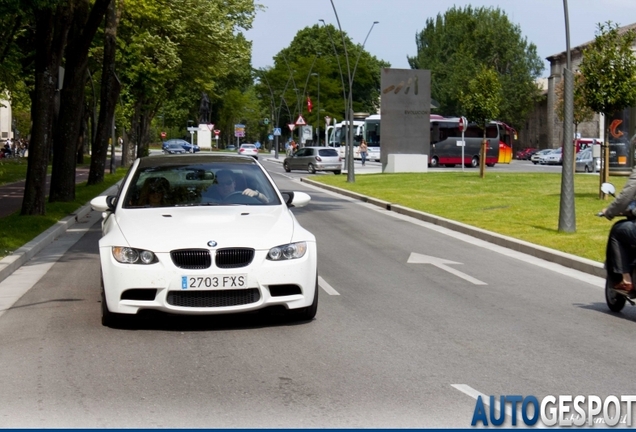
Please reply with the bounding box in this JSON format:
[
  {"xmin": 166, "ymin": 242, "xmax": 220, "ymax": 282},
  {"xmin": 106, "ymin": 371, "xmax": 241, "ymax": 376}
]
[{"xmin": 245, "ymin": 0, "xmax": 636, "ymax": 78}]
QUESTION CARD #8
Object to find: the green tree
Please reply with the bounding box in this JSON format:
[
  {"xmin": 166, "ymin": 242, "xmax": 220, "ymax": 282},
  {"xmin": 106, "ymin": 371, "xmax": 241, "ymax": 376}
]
[
  {"xmin": 407, "ymin": 5, "xmax": 543, "ymax": 131},
  {"xmin": 255, "ymin": 24, "xmax": 388, "ymax": 134},
  {"xmin": 459, "ymin": 65, "xmax": 502, "ymax": 178},
  {"xmin": 578, "ymin": 21, "xmax": 636, "ymax": 192}
]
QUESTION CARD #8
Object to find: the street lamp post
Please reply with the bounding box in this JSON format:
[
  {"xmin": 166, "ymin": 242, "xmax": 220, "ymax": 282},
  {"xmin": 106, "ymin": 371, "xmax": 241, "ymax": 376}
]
[
  {"xmin": 311, "ymin": 73, "xmax": 320, "ymax": 145},
  {"xmin": 328, "ymin": 1, "xmax": 378, "ymax": 182}
]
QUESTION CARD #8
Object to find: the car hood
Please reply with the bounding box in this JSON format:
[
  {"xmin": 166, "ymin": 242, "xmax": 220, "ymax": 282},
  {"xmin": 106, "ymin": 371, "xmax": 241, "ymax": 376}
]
[{"xmin": 111, "ymin": 205, "xmax": 298, "ymax": 251}]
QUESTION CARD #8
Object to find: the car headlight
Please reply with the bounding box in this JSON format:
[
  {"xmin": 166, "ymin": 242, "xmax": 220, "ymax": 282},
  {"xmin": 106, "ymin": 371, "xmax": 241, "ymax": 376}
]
[
  {"xmin": 267, "ymin": 241, "xmax": 307, "ymax": 261},
  {"xmin": 112, "ymin": 247, "xmax": 157, "ymax": 264}
]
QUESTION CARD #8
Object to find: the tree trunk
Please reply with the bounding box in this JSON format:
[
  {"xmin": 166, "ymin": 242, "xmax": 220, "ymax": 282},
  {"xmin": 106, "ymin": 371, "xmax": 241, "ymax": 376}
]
[
  {"xmin": 21, "ymin": 5, "xmax": 72, "ymax": 216},
  {"xmin": 89, "ymin": 0, "xmax": 121, "ymax": 185},
  {"xmin": 50, "ymin": 0, "xmax": 110, "ymax": 201}
]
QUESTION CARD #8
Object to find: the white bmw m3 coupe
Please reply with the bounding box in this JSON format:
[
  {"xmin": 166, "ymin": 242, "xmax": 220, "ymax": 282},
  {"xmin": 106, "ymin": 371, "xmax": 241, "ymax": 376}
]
[{"xmin": 90, "ymin": 154, "xmax": 317, "ymax": 327}]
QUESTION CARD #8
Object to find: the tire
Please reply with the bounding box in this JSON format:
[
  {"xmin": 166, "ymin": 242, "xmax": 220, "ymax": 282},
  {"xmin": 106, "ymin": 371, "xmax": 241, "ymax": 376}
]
[
  {"xmin": 334, "ymin": 170, "xmax": 341, "ymax": 175},
  {"xmin": 470, "ymin": 156, "xmax": 479, "ymax": 168},
  {"xmin": 101, "ymin": 279, "xmax": 128, "ymax": 328},
  {"xmin": 308, "ymin": 163, "xmax": 316, "ymax": 174},
  {"xmin": 291, "ymin": 275, "xmax": 319, "ymax": 321},
  {"xmin": 429, "ymin": 156, "xmax": 439, "ymax": 168},
  {"xmin": 283, "ymin": 162, "xmax": 291, "ymax": 172},
  {"xmin": 605, "ymin": 278, "xmax": 626, "ymax": 312}
]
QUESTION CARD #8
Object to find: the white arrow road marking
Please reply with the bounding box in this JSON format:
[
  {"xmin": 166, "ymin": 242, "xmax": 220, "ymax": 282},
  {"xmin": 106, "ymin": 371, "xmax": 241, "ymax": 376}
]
[
  {"xmin": 407, "ymin": 252, "xmax": 487, "ymax": 285},
  {"xmin": 318, "ymin": 276, "xmax": 340, "ymax": 295},
  {"xmin": 451, "ymin": 384, "xmax": 546, "ymax": 428}
]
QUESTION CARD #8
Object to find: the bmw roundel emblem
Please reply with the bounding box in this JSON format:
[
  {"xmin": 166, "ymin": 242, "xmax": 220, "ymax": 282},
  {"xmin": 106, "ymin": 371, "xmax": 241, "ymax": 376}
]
[{"xmin": 207, "ymin": 240, "xmax": 217, "ymax": 247}]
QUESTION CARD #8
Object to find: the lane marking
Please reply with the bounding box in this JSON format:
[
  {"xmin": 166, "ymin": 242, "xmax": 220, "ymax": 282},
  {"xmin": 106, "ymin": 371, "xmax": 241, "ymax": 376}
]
[
  {"xmin": 408, "ymin": 252, "xmax": 487, "ymax": 285},
  {"xmin": 318, "ymin": 276, "xmax": 340, "ymax": 295}
]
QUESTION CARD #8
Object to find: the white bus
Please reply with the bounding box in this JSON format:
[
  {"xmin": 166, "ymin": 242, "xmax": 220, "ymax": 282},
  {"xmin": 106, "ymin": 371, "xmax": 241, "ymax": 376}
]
[
  {"xmin": 327, "ymin": 120, "xmax": 364, "ymax": 159},
  {"xmin": 363, "ymin": 114, "xmax": 381, "ymax": 161}
]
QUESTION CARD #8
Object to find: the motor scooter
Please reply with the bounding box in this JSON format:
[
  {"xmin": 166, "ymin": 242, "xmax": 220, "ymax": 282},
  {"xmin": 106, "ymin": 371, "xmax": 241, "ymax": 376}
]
[{"xmin": 598, "ymin": 182, "xmax": 636, "ymax": 312}]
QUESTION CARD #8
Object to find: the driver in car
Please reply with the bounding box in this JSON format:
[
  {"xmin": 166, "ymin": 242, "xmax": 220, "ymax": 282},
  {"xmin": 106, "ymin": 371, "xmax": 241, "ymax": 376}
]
[{"xmin": 214, "ymin": 170, "xmax": 269, "ymax": 203}]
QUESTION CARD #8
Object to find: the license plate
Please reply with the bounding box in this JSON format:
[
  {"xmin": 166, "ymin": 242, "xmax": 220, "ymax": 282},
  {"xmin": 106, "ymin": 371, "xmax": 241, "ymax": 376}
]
[{"xmin": 181, "ymin": 274, "xmax": 247, "ymax": 290}]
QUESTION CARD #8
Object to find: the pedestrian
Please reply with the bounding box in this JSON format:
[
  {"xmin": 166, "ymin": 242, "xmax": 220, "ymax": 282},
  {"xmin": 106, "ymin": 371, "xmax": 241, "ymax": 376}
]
[{"xmin": 359, "ymin": 139, "xmax": 368, "ymax": 166}]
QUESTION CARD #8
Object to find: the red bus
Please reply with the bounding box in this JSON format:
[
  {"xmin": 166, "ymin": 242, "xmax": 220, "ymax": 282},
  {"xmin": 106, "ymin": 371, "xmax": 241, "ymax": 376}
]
[
  {"xmin": 429, "ymin": 116, "xmax": 500, "ymax": 168},
  {"xmin": 495, "ymin": 121, "xmax": 516, "ymax": 164}
]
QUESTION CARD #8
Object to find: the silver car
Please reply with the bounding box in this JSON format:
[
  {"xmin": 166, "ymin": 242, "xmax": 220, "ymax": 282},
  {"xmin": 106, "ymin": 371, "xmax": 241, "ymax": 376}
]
[
  {"xmin": 531, "ymin": 149, "xmax": 553, "ymax": 164},
  {"xmin": 283, "ymin": 146, "xmax": 342, "ymax": 174},
  {"xmin": 575, "ymin": 148, "xmax": 600, "ymax": 173},
  {"xmin": 238, "ymin": 143, "xmax": 258, "ymax": 159}
]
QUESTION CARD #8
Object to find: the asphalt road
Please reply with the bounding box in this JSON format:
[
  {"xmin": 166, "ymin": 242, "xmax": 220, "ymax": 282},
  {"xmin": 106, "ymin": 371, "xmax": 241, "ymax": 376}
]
[{"xmin": 0, "ymin": 158, "xmax": 629, "ymax": 428}]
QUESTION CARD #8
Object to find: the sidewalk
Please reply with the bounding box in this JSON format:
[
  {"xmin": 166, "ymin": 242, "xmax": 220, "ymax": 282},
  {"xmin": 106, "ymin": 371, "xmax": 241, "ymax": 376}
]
[{"xmin": 0, "ymin": 167, "xmax": 114, "ymax": 285}]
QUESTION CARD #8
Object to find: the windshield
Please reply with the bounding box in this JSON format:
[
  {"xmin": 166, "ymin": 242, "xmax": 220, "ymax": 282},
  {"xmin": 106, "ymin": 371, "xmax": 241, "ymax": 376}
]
[{"xmin": 123, "ymin": 162, "xmax": 280, "ymax": 208}]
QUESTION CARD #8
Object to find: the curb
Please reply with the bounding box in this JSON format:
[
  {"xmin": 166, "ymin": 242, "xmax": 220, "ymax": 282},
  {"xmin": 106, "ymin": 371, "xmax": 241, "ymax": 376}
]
[
  {"xmin": 299, "ymin": 177, "xmax": 606, "ymax": 279},
  {"xmin": 0, "ymin": 184, "xmax": 120, "ymax": 285}
]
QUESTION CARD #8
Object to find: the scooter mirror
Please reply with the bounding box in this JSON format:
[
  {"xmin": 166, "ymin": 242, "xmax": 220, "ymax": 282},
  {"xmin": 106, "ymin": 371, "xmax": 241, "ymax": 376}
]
[{"xmin": 601, "ymin": 182, "xmax": 616, "ymax": 196}]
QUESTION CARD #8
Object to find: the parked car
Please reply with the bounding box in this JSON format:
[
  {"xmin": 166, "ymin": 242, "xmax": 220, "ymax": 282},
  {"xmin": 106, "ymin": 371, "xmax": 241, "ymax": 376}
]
[
  {"xmin": 543, "ymin": 147, "xmax": 563, "ymax": 165},
  {"xmin": 163, "ymin": 139, "xmax": 199, "ymax": 153},
  {"xmin": 238, "ymin": 143, "xmax": 258, "ymax": 159},
  {"xmin": 283, "ymin": 146, "xmax": 343, "ymax": 174},
  {"xmin": 530, "ymin": 149, "xmax": 553, "ymax": 164},
  {"xmin": 163, "ymin": 142, "xmax": 187, "ymax": 154},
  {"xmin": 516, "ymin": 147, "xmax": 538, "ymax": 160},
  {"xmin": 226, "ymin": 145, "xmax": 236, "ymax": 151},
  {"xmin": 89, "ymin": 153, "xmax": 318, "ymax": 327},
  {"xmin": 575, "ymin": 147, "xmax": 600, "ymax": 173}
]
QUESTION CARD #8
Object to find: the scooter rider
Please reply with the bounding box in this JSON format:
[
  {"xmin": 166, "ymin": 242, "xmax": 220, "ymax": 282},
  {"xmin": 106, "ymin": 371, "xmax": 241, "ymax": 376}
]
[{"xmin": 601, "ymin": 167, "xmax": 636, "ymax": 298}]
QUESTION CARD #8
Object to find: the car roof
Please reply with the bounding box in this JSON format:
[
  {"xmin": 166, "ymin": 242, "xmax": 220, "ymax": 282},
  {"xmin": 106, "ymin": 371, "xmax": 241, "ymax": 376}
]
[{"xmin": 138, "ymin": 154, "xmax": 258, "ymax": 168}]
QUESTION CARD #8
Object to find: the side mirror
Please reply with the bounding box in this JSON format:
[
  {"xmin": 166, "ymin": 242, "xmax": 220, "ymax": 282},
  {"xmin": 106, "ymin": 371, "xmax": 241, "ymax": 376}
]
[
  {"xmin": 91, "ymin": 195, "xmax": 117, "ymax": 212},
  {"xmin": 601, "ymin": 182, "xmax": 616, "ymax": 197},
  {"xmin": 279, "ymin": 191, "xmax": 311, "ymax": 208}
]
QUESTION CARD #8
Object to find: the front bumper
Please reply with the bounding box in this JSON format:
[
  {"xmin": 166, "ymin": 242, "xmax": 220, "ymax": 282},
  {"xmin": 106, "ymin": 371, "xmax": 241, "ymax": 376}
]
[{"xmin": 100, "ymin": 244, "xmax": 317, "ymax": 315}]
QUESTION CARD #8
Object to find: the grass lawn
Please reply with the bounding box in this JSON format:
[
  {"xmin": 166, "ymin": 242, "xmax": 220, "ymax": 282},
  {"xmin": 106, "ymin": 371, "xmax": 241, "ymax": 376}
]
[
  {"xmin": 0, "ymin": 162, "xmax": 127, "ymax": 259},
  {"xmin": 0, "ymin": 157, "xmax": 36, "ymax": 186},
  {"xmin": 310, "ymin": 171, "xmax": 627, "ymax": 264}
]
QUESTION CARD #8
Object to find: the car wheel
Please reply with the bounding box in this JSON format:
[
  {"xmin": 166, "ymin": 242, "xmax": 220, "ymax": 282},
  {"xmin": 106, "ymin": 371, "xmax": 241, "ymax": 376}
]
[
  {"xmin": 101, "ymin": 278, "xmax": 127, "ymax": 328},
  {"xmin": 429, "ymin": 156, "xmax": 439, "ymax": 168},
  {"xmin": 334, "ymin": 170, "xmax": 341, "ymax": 175},
  {"xmin": 283, "ymin": 162, "xmax": 291, "ymax": 172},
  {"xmin": 605, "ymin": 278, "xmax": 626, "ymax": 312},
  {"xmin": 308, "ymin": 163, "xmax": 316, "ymax": 174},
  {"xmin": 291, "ymin": 275, "xmax": 318, "ymax": 321},
  {"xmin": 470, "ymin": 156, "xmax": 479, "ymax": 168}
]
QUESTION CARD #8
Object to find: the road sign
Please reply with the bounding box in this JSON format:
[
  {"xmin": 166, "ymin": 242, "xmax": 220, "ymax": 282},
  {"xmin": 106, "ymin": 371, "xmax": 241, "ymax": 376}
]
[
  {"xmin": 264, "ymin": 118, "xmax": 269, "ymax": 125},
  {"xmin": 234, "ymin": 124, "xmax": 245, "ymax": 138},
  {"xmin": 160, "ymin": 132, "xmax": 166, "ymax": 138},
  {"xmin": 295, "ymin": 115, "xmax": 306, "ymax": 126},
  {"xmin": 187, "ymin": 126, "xmax": 198, "ymax": 132},
  {"xmin": 207, "ymin": 123, "xmax": 215, "ymax": 130},
  {"xmin": 458, "ymin": 116, "xmax": 467, "ymax": 133},
  {"xmin": 268, "ymin": 134, "xmax": 274, "ymax": 141},
  {"xmin": 288, "ymin": 123, "xmax": 296, "ymax": 131},
  {"xmin": 273, "ymin": 128, "xmax": 281, "ymax": 136},
  {"xmin": 213, "ymin": 129, "xmax": 221, "ymax": 136}
]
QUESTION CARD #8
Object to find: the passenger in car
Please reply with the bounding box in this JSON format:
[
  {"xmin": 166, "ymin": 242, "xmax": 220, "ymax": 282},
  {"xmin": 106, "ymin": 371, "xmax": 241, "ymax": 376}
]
[{"xmin": 138, "ymin": 177, "xmax": 170, "ymax": 207}]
